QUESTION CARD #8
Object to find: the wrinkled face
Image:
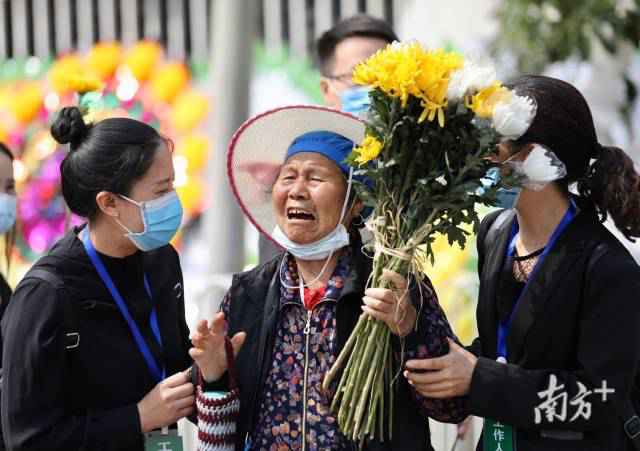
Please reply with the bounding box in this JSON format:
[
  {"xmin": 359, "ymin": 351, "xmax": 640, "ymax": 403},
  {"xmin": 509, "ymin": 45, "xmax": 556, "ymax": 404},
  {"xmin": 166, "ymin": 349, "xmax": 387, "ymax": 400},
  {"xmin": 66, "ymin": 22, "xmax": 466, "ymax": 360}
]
[
  {"xmin": 272, "ymin": 152, "xmax": 348, "ymax": 244},
  {"xmin": 115, "ymin": 142, "xmax": 175, "ymax": 233},
  {"xmin": 320, "ymin": 36, "xmax": 389, "ymax": 109}
]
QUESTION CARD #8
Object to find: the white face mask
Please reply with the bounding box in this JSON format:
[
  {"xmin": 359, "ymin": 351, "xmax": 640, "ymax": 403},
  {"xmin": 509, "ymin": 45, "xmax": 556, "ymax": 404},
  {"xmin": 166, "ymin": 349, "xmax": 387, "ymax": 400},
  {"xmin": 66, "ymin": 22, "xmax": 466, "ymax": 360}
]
[
  {"xmin": 0, "ymin": 193, "xmax": 17, "ymax": 234},
  {"xmin": 272, "ymin": 168, "xmax": 354, "ymax": 261},
  {"xmin": 504, "ymin": 144, "xmax": 567, "ymax": 191}
]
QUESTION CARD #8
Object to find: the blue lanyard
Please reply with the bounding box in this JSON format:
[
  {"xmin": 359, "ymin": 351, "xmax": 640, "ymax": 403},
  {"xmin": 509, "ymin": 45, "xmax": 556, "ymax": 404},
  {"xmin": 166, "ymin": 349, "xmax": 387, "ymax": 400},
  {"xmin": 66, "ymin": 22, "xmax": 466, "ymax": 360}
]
[
  {"xmin": 81, "ymin": 228, "xmax": 166, "ymax": 383},
  {"xmin": 496, "ymin": 200, "xmax": 577, "ymax": 360}
]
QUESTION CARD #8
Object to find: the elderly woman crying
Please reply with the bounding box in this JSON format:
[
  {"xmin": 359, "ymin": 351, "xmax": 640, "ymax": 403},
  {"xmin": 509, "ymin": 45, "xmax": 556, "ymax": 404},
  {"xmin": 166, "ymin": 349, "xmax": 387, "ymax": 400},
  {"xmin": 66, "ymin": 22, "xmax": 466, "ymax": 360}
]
[{"xmin": 190, "ymin": 106, "xmax": 467, "ymax": 451}]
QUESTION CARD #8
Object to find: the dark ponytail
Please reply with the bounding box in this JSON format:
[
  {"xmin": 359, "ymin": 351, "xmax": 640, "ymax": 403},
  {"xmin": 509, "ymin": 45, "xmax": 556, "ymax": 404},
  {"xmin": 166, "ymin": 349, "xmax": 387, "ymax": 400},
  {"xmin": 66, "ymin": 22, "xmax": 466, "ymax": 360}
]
[
  {"xmin": 508, "ymin": 75, "xmax": 640, "ymax": 240},
  {"xmin": 51, "ymin": 106, "xmax": 167, "ymax": 219},
  {"xmin": 578, "ymin": 145, "xmax": 640, "ymax": 240}
]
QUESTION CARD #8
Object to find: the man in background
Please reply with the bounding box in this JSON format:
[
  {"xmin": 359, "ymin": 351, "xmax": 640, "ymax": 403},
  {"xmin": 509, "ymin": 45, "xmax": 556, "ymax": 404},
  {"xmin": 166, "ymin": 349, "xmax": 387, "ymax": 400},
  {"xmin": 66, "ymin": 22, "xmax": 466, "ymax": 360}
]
[
  {"xmin": 316, "ymin": 14, "xmax": 397, "ymax": 110},
  {"xmin": 258, "ymin": 14, "xmax": 397, "ymax": 263}
]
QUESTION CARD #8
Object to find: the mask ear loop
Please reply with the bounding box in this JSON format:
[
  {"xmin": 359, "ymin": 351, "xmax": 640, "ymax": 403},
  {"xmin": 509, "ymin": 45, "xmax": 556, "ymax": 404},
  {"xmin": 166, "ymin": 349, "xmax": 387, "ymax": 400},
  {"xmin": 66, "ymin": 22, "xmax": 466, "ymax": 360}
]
[
  {"xmin": 278, "ymin": 167, "xmax": 355, "ymax": 294},
  {"xmin": 116, "ymin": 194, "xmax": 149, "ymax": 236}
]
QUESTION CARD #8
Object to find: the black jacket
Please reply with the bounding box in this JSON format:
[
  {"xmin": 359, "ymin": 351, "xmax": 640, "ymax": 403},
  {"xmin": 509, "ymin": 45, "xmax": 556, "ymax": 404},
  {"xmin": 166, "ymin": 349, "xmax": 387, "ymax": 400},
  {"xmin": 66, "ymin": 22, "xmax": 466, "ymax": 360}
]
[
  {"xmin": 468, "ymin": 203, "xmax": 640, "ymax": 450},
  {"xmin": 215, "ymin": 239, "xmax": 448, "ymax": 451},
  {"xmin": 1, "ymin": 227, "xmax": 192, "ymax": 451},
  {"xmin": 0, "ymin": 272, "xmax": 13, "ymax": 451}
]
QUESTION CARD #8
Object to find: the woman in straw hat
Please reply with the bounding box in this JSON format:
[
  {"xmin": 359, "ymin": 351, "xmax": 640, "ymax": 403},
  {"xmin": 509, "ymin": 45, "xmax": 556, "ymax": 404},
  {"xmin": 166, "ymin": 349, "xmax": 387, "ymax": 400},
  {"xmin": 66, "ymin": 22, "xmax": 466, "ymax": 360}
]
[{"xmin": 189, "ymin": 106, "xmax": 467, "ymax": 451}]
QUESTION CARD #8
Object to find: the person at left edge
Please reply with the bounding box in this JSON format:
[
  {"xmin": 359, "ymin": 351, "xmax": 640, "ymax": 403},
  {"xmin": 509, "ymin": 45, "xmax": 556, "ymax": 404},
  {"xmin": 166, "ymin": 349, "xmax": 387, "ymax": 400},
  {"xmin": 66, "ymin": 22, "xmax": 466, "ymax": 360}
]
[
  {"xmin": 1, "ymin": 107, "xmax": 195, "ymax": 451},
  {"xmin": 0, "ymin": 142, "xmax": 18, "ymax": 451}
]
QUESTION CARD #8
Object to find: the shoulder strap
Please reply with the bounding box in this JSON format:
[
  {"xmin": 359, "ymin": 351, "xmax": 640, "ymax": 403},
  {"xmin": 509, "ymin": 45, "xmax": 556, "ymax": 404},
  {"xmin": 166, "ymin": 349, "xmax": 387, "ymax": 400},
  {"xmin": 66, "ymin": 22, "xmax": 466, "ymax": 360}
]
[
  {"xmin": 484, "ymin": 209, "xmax": 513, "ymax": 256},
  {"xmin": 25, "ymin": 269, "xmax": 80, "ymax": 350}
]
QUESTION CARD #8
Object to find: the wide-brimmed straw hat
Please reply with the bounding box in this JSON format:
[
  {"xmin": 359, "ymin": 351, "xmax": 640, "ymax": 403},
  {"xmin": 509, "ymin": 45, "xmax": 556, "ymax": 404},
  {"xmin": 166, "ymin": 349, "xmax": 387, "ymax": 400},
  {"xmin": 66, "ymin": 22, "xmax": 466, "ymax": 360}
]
[{"xmin": 227, "ymin": 105, "xmax": 365, "ymax": 246}]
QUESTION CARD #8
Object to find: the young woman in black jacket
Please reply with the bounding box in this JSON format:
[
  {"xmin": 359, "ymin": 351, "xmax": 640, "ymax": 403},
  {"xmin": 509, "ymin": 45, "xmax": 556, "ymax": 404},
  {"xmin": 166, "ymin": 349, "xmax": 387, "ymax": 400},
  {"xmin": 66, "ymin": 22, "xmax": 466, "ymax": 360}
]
[
  {"xmin": 404, "ymin": 75, "xmax": 640, "ymax": 450},
  {"xmin": 1, "ymin": 107, "xmax": 195, "ymax": 451},
  {"xmin": 0, "ymin": 142, "xmax": 18, "ymax": 451}
]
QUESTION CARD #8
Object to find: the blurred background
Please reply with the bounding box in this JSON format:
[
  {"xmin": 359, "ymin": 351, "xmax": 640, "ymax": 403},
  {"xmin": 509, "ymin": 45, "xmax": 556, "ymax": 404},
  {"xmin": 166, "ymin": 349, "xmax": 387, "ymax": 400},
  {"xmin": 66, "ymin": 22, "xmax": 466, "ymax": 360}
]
[{"xmin": 0, "ymin": 0, "xmax": 637, "ymax": 449}]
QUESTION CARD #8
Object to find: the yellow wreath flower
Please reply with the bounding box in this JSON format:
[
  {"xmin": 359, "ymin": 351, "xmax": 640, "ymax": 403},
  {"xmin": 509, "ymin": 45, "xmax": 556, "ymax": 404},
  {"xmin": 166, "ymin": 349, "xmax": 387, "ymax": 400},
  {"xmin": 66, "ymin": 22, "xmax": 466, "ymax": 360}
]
[
  {"xmin": 354, "ymin": 135, "xmax": 383, "ymax": 166},
  {"xmin": 353, "ymin": 42, "xmax": 463, "ymax": 127},
  {"xmin": 466, "ymin": 82, "xmax": 512, "ymax": 118}
]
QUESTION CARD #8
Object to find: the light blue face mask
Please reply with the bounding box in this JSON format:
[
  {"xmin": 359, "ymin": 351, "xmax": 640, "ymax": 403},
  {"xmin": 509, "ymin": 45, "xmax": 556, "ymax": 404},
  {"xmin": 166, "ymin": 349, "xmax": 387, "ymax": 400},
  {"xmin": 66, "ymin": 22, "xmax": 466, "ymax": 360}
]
[
  {"xmin": 116, "ymin": 191, "xmax": 183, "ymax": 251},
  {"xmin": 340, "ymin": 86, "xmax": 371, "ymax": 118},
  {"xmin": 478, "ymin": 167, "xmax": 521, "ymax": 210},
  {"xmin": 0, "ymin": 193, "xmax": 17, "ymax": 234}
]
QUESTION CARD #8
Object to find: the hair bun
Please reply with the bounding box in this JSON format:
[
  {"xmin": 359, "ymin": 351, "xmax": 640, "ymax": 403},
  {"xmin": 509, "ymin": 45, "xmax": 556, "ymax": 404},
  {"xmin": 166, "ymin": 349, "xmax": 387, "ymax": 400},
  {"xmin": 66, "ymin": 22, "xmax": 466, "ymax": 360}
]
[{"xmin": 50, "ymin": 107, "xmax": 88, "ymax": 148}]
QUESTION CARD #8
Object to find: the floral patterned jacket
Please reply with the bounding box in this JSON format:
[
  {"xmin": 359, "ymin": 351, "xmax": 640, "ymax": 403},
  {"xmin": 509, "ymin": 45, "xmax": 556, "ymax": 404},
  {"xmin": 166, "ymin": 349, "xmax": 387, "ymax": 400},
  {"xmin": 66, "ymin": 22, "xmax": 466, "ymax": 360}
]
[{"xmin": 212, "ymin": 242, "xmax": 467, "ymax": 451}]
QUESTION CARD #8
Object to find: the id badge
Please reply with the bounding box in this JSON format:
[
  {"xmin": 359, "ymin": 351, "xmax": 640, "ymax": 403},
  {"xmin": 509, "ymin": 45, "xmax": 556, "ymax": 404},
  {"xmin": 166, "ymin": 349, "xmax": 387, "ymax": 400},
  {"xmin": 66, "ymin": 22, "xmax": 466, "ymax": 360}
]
[
  {"xmin": 145, "ymin": 429, "xmax": 184, "ymax": 451},
  {"xmin": 483, "ymin": 419, "xmax": 515, "ymax": 451}
]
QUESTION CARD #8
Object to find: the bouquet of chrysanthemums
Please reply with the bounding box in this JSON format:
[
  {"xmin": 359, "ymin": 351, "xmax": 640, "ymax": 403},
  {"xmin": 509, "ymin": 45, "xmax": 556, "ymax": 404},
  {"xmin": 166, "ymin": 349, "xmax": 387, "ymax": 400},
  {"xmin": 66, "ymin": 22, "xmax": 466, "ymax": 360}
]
[{"xmin": 322, "ymin": 42, "xmax": 536, "ymax": 445}]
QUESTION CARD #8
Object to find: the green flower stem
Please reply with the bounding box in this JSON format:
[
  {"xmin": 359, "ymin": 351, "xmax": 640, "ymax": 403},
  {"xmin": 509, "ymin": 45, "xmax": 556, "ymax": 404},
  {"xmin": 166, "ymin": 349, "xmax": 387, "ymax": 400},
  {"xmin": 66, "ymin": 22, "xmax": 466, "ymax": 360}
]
[
  {"xmin": 323, "ymin": 312, "xmax": 367, "ymax": 392},
  {"xmin": 344, "ymin": 318, "xmax": 379, "ymax": 432},
  {"xmin": 352, "ymin": 324, "xmax": 385, "ymax": 438}
]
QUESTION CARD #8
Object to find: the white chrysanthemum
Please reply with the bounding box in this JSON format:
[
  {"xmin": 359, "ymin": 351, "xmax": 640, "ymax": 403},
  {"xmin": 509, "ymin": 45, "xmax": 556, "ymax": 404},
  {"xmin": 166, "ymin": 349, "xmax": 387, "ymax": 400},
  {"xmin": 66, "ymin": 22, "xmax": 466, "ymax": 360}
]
[
  {"xmin": 447, "ymin": 60, "xmax": 497, "ymax": 101},
  {"xmin": 521, "ymin": 144, "xmax": 567, "ymax": 184},
  {"xmin": 492, "ymin": 94, "xmax": 537, "ymax": 139}
]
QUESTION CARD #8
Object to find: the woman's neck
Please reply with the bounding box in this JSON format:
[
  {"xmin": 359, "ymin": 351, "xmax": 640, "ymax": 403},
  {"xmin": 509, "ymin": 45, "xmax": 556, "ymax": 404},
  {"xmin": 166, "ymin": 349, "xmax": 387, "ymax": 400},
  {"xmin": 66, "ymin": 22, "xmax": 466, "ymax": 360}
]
[
  {"xmin": 88, "ymin": 216, "xmax": 139, "ymax": 258},
  {"xmin": 515, "ymin": 185, "xmax": 571, "ymax": 251},
  {"xmin": 295, "ymin": 252, "xmax": 341, "ymax": 290}
]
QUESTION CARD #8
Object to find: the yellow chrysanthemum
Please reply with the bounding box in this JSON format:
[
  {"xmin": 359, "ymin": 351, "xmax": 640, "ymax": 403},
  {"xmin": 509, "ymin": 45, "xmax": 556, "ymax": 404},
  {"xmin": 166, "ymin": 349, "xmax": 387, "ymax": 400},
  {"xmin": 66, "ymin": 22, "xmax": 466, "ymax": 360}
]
[
  {"xmin": 150, "ymin": 63, "xmax": 190, "ymax": 104},
  {"xmin": 63, "ymin": 73, "xmax": 104, "ymax": 94},
  {"xmin": 9, "ymin": 82, "xmax": 43, "ymax": 124},
  {"xmin": 87, "ymin": 42, "xmax": 122, "ymax": 80},
  {"xmin": 124, "ymin": 40, "xmax": 163, "ymax": 82},
  {"xmin": 354, "ymin": 136, "xmax": 383, "ymax": 166},
  {"xmin": 49, "ymin": 54, "xmax": 84, "ymax": 93},
  {"xmin": 352, "ymin": 42, "xmax": 463, "ymax": 126},
  {"xmin": 466, "ymin": 82, "xmax": 511, "ymax": 118}
]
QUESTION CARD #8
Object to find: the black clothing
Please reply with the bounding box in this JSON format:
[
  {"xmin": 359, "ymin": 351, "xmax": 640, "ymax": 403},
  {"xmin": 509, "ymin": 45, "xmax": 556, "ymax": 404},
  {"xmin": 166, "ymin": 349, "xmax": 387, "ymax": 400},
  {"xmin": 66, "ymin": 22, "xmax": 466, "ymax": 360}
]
[
  {"xmin": 468, "ymin": 203, "xmax": 640, "ymax": 450},
  {"xmin": 496, "ymin": 254, "xmax": 525, "ymax": 323},
  {"xmin": 212, "ymin": 239, "xmax": 458, "ymax": 451},
  {"xmin": 258, "ymin": 235, "xmax": 282, "ymax": 264},
  {"xmin": 0, "ymin": 273, "xmax": 12, "ymax": 321},
  {"xmin": 1, "ymin": 227, "xmax": 191, "ymax": 451},
  {"xmin": 0, "ymin": 272, "xmax": 13, "ymax": 451}
]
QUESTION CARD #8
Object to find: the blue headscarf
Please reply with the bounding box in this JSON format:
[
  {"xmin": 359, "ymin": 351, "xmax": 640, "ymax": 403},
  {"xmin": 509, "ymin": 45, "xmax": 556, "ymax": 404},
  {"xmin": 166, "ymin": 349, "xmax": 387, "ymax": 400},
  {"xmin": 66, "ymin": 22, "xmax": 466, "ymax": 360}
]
[{"xmin": 286, "ymin": 130, "xmax": 374, "ymax": 189}]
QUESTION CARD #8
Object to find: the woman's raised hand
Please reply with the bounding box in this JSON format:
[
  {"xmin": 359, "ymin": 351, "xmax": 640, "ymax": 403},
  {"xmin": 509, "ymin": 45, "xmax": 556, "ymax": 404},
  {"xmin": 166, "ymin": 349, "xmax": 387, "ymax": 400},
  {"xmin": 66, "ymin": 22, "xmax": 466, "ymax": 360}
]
[
  {"xmin": 362, "ymin": 269, "xmax": 417, "ymax": 337},
  {"xmin": 188, "ymin": 312, "xmax": 246, "ymax": 383}
]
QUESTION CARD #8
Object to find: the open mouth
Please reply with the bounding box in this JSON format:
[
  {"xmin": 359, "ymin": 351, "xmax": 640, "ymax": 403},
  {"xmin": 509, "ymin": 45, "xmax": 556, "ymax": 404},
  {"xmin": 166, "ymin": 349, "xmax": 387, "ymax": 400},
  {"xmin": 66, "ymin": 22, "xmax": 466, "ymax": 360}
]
[{"xmin": 287, "ymin": 207, "xmax": 316, "ymax": 221}]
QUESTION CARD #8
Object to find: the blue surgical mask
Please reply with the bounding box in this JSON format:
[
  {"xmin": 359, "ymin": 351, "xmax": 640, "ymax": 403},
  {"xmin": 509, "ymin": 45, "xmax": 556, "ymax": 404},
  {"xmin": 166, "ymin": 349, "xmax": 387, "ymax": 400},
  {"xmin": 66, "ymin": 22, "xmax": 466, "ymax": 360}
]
[
  {"xmin": 495, "ymin": 187, "xmax": 521, "ymax": 209},
  {"xmin": 479, "ymin": 167, "xmax": 521, "ymax": 210},
  {"xmin": 116, "ymin": 191, "xmax": 183, "ymax": 251},
  {"xmin": 0, "ymin": 193, "xmax": 16, "ymax": 234},
  {"xmin": 340, "ymin": 86, "xmax": 371, "ymax": 118}
]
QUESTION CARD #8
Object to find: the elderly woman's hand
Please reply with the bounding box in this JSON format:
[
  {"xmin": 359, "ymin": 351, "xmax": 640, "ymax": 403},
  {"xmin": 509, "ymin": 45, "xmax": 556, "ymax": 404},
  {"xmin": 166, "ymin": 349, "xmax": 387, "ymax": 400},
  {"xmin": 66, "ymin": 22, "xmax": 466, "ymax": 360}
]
[
  {"xmin": 189, "ymin": 312, "xmax": 246, "ymax": 383},
  {"xmin": 404, "ymin": 338, "xmax": 477, "ymax": 398},
  {"xmin": 362, "ymin": 269, "xmax": 417, "ymax": 337}
]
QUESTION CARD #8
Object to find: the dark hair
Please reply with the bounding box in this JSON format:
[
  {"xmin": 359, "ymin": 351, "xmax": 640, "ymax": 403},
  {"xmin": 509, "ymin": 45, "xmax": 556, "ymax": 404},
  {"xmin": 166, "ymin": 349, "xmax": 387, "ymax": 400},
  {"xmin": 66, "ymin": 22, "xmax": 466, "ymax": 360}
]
[
  {"xmin": 315, "ymin": 14, "xmax": 398, "ymax": 75},
  {"xmin": 0, "ymin": 142, "xmax": 15, "ymax": 277},
  {"xmin": 0, "ymin": 142, "xmax": 13, "ymax": 162},
  {"xmin": 51, "ymin": 106, "xmax": 167, "ymax": 219},
  {"xmin": 508, "ymin": 75, "xmax": 640, "ymax": 240}
]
